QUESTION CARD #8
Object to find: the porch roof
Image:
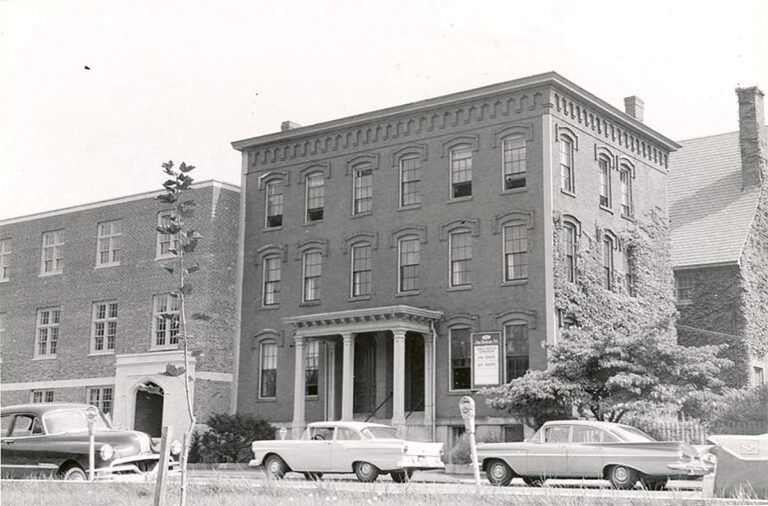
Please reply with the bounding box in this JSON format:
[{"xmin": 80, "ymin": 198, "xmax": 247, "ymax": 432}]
[{"xmin": 282, "ymin": 305, "xmax": 443, "ymax": 337}]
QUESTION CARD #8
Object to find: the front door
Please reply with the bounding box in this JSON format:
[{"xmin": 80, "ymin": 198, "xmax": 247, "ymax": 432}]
[
  {"xmin": 353, "ymin": 334, "xmax": 376, "ymax": 415},
  {"xmin": 404, "ymin": 333, "xmax": 424, "ymax": 413},
  {"xmin": 134, "ymin": 382, "xmax": 164, "ymax": 437}
]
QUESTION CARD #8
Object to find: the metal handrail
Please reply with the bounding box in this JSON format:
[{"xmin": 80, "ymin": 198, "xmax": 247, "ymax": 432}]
[{"xmin": 365, "ymin": 391, "xmax": 393, "ymax": 422}]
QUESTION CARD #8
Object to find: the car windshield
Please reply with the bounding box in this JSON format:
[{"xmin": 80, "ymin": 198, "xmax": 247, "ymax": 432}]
[
  {"xmin": 43, "ymin": 409, "xmax": 110, "ymax": 434},
  {"xmin": 360, "ymin": 426, "xmax": 398, "ymax": 439},
  {"xmin": 609, "ymin": 425, "xmax": 656, "ymax": 442}
]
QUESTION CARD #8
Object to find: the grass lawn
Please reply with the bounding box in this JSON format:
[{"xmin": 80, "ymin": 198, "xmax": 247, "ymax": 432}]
[{"xmin": 1, "ymin": 478, "xmax": 763, "ymax": 506}]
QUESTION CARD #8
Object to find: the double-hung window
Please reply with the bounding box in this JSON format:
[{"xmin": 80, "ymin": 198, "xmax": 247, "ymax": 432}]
[
  {"xmin": 622, "ymin": 248, "xmax": 634, "ymax": 295},
  {"xmin": 265, "ymin": 181, "xmax": 284, "ymax": 228},
  {"xmin": 32, "ymin": 390, "xmax": 54, "ymax": 403},
  {"xmin": 399, "ymin": 156, "xmax": 421, "ymax": 206},
  {"xmin": 599, "ymin": 158, "xmax": 611, "ymax": 207},
  {"xmin": 302, "ymin": 250, "xmax": 322, "ymax": 303},
  {"xmin": 153, "ymin": 294, "xmax": 180, "ymax": 348},
  {"xmin": 450, "ymin": 146, "xmax": 472, "ymax": 198},
  {"xmin": 398, "ymin": 237, "xmax": 420, "ymax": 293},
  {"xmin": 92, "ymin": 301, "xmax": 118, "ymax": 353},
  {"xmin": 36, "ymin": 307, "xmax": 60, "ymax": 357},
  {"xmin": 351, "ymin": 244, "xmax": 372, "ymax": 297},
  {"xmin": 41, "ymin": 230, "xmax": 64, "ymax": 275},
  {"xmin": 504, "ymin": 223, "xmax": 528, "ymax": 281},
  {"xmin": 603, "ymin": 236, "xmax": 614, "ymax": 290},
  {"xmin": 449, "ymin": 230, "xmax": 472, "ymax": 287},
  {"xmin": 620, "ymin": 167, "xmax": 633, "ymax": 217},
  {"xmin": 504, "ymin": 323, "xmax": 529, "ymax": 381},
  {"xmin": 353, "ymin": 165, "xmax": 373, "ymax": 215},
  {"xmin": 259, "ymin": 342, "xmax": 277, "ymax": 398},
  {"xmin": 563, "ymin": 223, "xmax": 577, "ymax": 282},
  {"xmin": 560, "ymin": 138, "xmax": 575, "ymax": 193},
  {"xmin": 305, "ymin": 339, "xmax": 319, "ymax": 396},
  {"xmin": 96, "ymin": 220, "xmax": 122, "ymax": 266},
  {"xmin": 450, "ymin": 328, "xmax": 471, "ymax": 390},
  {"xmin": 0, "ymin": 239, "xmax": 10, "ymax": 281},
  {"xmin": 88, "ymin": 386, "xmax": 114, "ymax": 415},
  {"xmin": 156, "ymin": 212, "xmax": 180, "ymax": 259},
  {"xmin": 502, "ymin": 136, "xmax": 526, "ymax": 190},
  {"xmin": 306, "ymin": 173, "xmax": 324, "ymax": 222},
  {"xmin": 675, "ymin": 272, "xmax": 694, "ymax": 304},
  {"xmin": 263, "ymin": 256, "xmax": 281, "ymax": 306}
]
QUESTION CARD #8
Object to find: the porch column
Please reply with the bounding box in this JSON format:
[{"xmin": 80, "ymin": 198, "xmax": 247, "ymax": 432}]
[
  {"xmin": 291, "ymin": 334, "xmax": 306, "ymax": 439},
  {"xmin": 423, "ymin": 331, "xmax": 435, "ymax": 431},
  {"xmin": 341, "ymin": 332, "xmax": 356, "ymax": 420},
  {"xmin": 392, "ymin": 328, "xmax": 407, "ymax": 432}
]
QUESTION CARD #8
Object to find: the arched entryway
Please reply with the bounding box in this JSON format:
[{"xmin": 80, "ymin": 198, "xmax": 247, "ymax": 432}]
[{"xmin": 134, "ymin": 381, "xmax": 164, "ymax": 437}]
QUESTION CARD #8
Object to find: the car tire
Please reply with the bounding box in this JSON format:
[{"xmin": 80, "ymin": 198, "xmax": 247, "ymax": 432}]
[
  {"xmin": 263, "ymin": 454, "xmax": 288, "ymax": 479},
  {"xmin": 522, "ymin": 476, "xmax": 544, "ymax": 487},
  {"xmin": 61, "ymin": 465, "xmax": 87, "ymax": 481},
  {"xmin": 354, "ymin": 461, "xmax": 380, "ymax": 483},
  {"xmin": 640, "ymin": 477, "xmax": 668, "ymax": 491},
  {"xmin": 303, "ymin": 472, "xmax": 323, "ymax": 481},
  {"xmin": 607, "ymin": 465, "xmax": 639, "ymax": 489},
  {"xmin": 390, "ymin": 468, "xmax": 413, "ymax": 483},
  {"xmin": 486, "ymin": 460, "xmax": 513, "ymax": 487}
]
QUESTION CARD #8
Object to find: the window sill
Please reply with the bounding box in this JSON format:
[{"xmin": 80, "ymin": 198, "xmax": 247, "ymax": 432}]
[
  {"xmin": 350, "ymin": 212, "xmax": 373, "ymax": 220},
  {"xmin": 89, "ymin": 350, "xmax": 116, "ymax": 357},
  {"xmin": 501, "ymin": 186, "xmax": 527, "ymax": 195},
  {"xmin": 501, "ymin": 279, "xmax": 528, "ymax": 287},
  {"xmin": 395, "ymin": 290, "xmax": 420, "ymax": 298},
  {"xmin": 39, "ymin": 271, "xmax": 62, "ymax": 278},
  {"xmin": 446, "ymin": 196, "xmax": 472, "ymax": 204},
  {"xmin": 0, "ymin": 278, "xmax": 8, "ymax": 283},
  {"xmin": 560, "ymin": 189, "xmax": 576, "ymax": 198},
  {"xmin": 32, "ymin": 355, "xmax": 57, "ymax": 361},
  {"xmin": 256, "ymin": 398, "xmax": 278, "ymax": 403},
  {"xmin": 303, "ymin": 220, "xmax": 324, "ymax": 227},
  {"xmin": 262, "ymin": 226, "xmax": 283, "ymax": 233},
  {"xmin": 348, "ymin": 295, "xmax": 371, "ymax": 302},
  {"xmin": 150, "ymin": 345, "xmax": 180, "ymax": 352},
  {"xmin": 621, "ymin": 214, "xmax": 636, "ymax": 223},
  {"xmin": 260, "ymin": 304, "xmax": 281, "ymax": 311},
  {"xmin": 446, "ymin": 389, "xmax": 477, "ymax": 396},
  {"xmin": 300, "ymin": 300, "xmax": 321, "ymax": 307},
  {"xmin": 397, "ymin": 203, "xmax": 422, "ymax": 212},
  {"xmin": 95, "ymin": 263, "xmax": 120, "ymax": 270},
  {"xmin": 599, "ymin": 205, "xmax": 614, "ymax": 214},
  {"xmin": 447, "ymin": 285, "xmax": 472, "ymax": 292}
]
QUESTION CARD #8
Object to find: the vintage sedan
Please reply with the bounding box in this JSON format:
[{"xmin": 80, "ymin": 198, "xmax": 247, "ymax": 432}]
[
  {"xmin": 0, "ymin": 403, "xmax": 180, "ymax": 480},
  {"xmin": 477, "ymin": 420, "xmax": 712, "ymax": 489},
  {"xmin": 250, "ymin": 421, "xmax": 444, "ymax": 482}
]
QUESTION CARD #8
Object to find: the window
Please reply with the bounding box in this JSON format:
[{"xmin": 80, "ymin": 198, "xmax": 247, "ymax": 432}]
[
  {"xmin": 88, "ymin": 386, "xmax": 114, "ymax": 415},
  {"xmin": 450, "ymin": 145, "xmax": 472, "ymax": 198},
  {"xmin": 96, "ymin": 220, "xmax": 121, "ymax": 266},
  {"xmin": 92, "ymin": 301, "xmax": 118, "ymax": 353},
  {"xmin": 32, "ymin": 390, "xmax": 54, "ymax": 403},
  {"xmin": 563, "ymin": 223, "xmax": 577, "ymax": 282},
  {"xmin": 621, "ymin": 248, "xmax": 635, "ymax": 295},
  {"xmin": 504, "ymin": 424, "xmax": 525, "ymax": 442},
  {"xmin": 153, "ymin": 294, "xmax": 180, "ymax": 347},
  {"xmin": 302, "ymin": 250, "xmax": 322, "ymax": 302},
  {"xmin": 156, "ymin": 212, "xmax": 180, "ymax": 259},
  {"xmin": 449, "ymin": 230, "xmax": 472, "ymax": 287},
  {"xmin": 35, "ymin": 307, "xmax": 60, "ymax": 357},
  {"xmin": 753, "ymin": 366, "xmax": 765, "ymax": 386},
  {"xmin": 502, "ymin": 136, "xmax": 526, "ymax": 189},
  {"xmin": 504, "ymin": 323, "xmax": 529, "ymax": 381},
  {"xmin": 41, "ymin": 230, "xmax": 64, "ymax": 274},
  {"xmin": 573, "ymin": 426, "xmax": 607, "ymax": 443},
  {"xmin": 599, "ymin": 158, "xmax": 611, "ymax": 207},
  {"xmin": 9, "ymin": 414, "xmax": 44, "ymax": 437},
  {"xmin": 0, "ymin": 238, "xmax": 10, "ymax": 281},
  {"xmin": 259, "ymin": 342, "xmax": 277, "ymax": 398},
  {"xmin": 336, "ymin": 427, "xmax": 361, "ymax": 440},
  {"xmin": 262, "ymin": 256, "xmax": 281, "ymax": 306},
  {"xmin": 305, "ymin": 172, "xmax": 324, "ymax": 222},
  {"xmin": 399, "ymin": 156, "xmax": 421, "ymax": 206},
  {"xmin": 602, "ymin": 236, "xmax": 614, "ymax": 289},
  {"xmin": 560, "ymin": 137, "xmax": 574, "ymax": 192},
  {"xmin": 305, "ymin": 339, "xmax": 319, "ymax": 396},
  {"xmin": 675, "ymin": 272, "xmax": 694, "ymax": 304},
  {"xmin": 544, "ymin": 425, "xmax": 570, "ymax": 443},
  {"xmin": 353, "ymin": 165, "xmax": 373, "ymax": 215},
  {"xmin": 265, "ymin": 181, "xmax": 284, "ymax": 228},
  {"xmin": 450, "ymin": 328, "xmax": 471, "ymax": 390},
  {"xmin": 398, "ymin": 237, "xmax": 420, "ymax": 292},
  {"xmin": 620, "ymin": 167, "xmax": 633, "ymax": 217},
  {"xmin": 504, "ymin": 223, "xmax": 528, "ymax": 281},
  {"xmin": 351, "ymin": 244, "xmax": 372, "ymax": 297}
]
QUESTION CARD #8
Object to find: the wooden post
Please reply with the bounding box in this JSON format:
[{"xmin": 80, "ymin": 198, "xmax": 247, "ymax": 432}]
[{"xmin": 153, "ymin": 426, "xmax": 173, "ymax": 506}]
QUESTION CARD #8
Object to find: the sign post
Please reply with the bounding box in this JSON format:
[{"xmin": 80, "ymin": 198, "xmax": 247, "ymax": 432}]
[
  {"xmin": 459, "ymin": 396, "xmax": 482, "ymax": 492},
  {"xmin": 85, "ymin": 405, "xmax": 99, "ymax": 481},
  {"xmin": 153, "ymin": 426, "xmax": 173, "ymax": 506}
]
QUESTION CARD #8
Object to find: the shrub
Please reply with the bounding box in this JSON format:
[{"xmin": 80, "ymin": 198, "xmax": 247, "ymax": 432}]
[
  {"xmin": 449, "ymin": 432, "xmax": 503, "ymax": 464},
  {"xmin": 189, "ymin": 413, "xmax": 276, "ymax": 463},
  {"xmin": 708, "ymin": 385, "xmax": 768, "ymax": 435}
]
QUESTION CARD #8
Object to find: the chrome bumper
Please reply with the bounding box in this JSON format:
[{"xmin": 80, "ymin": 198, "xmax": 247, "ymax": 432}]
[{"xmin": 396, "ymin": 455, "xmax": 445, "ymax": 470}]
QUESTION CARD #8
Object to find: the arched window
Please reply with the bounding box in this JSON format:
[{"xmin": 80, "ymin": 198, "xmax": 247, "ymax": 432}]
[
  {"xmin": 302, "ymin": 249, "xmax": 322, "ymax": 302},
  {"xmin": 262, "ymin": 255, "xmax": 281, "ymax": 306},
  {"xmin": 620, "ymin": 165, "xmax": 633, "ymax": 217},
  {"xmin": 598, "ymin": 156, "xmax": 611, "ymax": 208},
  {"xmin": 352, "ymin": 163, "xmax": 373, "ymax": 215},
  {"xmin": 450, "ymin": 145, "xmax": 473, "ymax": 198},
  {"xmin": 449, "ymin": 326, "xmax": 471, "ymax": 391},
  {"xmin": 398, "ymin": 236, "xmax": 420, "ymax": 293},
  {"xmin": 305, "ymin": 172, "xmax": 324, "ymax": 222},
  {"xmin": 449, "ymin": 229, "xmax": 472, "ymax": 287},
  {"xmin": 259, "ymin": 341, "xmax": 278, "ymax": 399},
  {"xmin": 559, "ymin": 136, "xmax": 575, "ymax": 193},
  {"xmin": 264, "ymin": 180, "xmax": 284, "ymax": 228},
  {"xmin": 305, "ymin": 339, "xmax": 320, "ymax": 396},
  {"xmin": 503, "ymin": 222, "xmax": 528, "ymax": 281},
  {"xmin": 502, "ymin": 135, "xmax": 527, "ymax": 190},
  {"xmin": 399, "ymin": 155, "xmax": 421, "ymax": 207},
  {"xmin": 602, "ymin": 233, "xmax": 615, "ymax": 290},
  {"xmin": 504, "ymin": 321, "xmax": 529, "ymax": 381},
  {"xmin": 350, "ymin": 242, "xmax": 372, "ymax": 297},
  {"xmin": 562, "ymin": 221, "xmax": 577, "ymax": 282}
]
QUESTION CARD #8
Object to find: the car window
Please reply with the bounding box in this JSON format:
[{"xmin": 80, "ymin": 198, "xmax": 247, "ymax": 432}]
[
  {"xmin": 609, "ymin": 425, "xmax": 656, "ymax": 442},
  {"xmin": 43, "ymin": 409, "xmax": 109, "ymax": 434},
  {"xmin": 0, "ymin": 415, "xmax": 13, "ymax": 437},
  {"xmin": 335, "ymin": 428, "xmax": 361, "ymax": 441},
  {"xmin": 543, "ymin": 426, "xmax": 570, "ymax": 443},
  {"xmin": 309, "ymin": 427, "xmax": 334, "ymax": 441},
  {"xmin": 572, "ymin": 426, "xmax": 604, "ymax": 443},
  {"xmin": 360, "ymin": 426, "xmax": 398, "ymax": 439},
  {"xmin": 9, "ymin": 415, "xmax": 35, "ymax": 437}
]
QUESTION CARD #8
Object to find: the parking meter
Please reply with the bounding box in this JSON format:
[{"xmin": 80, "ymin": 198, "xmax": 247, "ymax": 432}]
[
  {"xmin": 459, "ymin": 396, "xmax": 481, "ymax": 491},
  {"xmin": 85, "ymin": 405, "xmax": 99, "ymax": 481}
]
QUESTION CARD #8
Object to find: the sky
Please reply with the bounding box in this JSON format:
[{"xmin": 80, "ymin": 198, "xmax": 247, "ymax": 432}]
[{"xmin": 1, "ymin": 0, "xmax": 766, "ymax": 220}]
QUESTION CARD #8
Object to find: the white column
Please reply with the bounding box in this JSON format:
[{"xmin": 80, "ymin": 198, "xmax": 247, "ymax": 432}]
[
  {"xmin": 325, "ymin": 341, "xmax": 336, "ymax": 421},
  {"xmin": 341, "ymin": 332, "xmax": 356, "ymax": 421},
  {"xmin": 291, "ymin": 334, "xmax": 306, "ymax": 439},
  {"xmin": 423, "ymin": 332, "xmax": 435, "ymax": 431},
  {"xmin": 392, "ymin": 328, "xmax": 407, "ymax": 432}
]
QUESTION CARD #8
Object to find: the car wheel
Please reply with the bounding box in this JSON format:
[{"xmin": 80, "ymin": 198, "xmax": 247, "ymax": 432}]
[
  {"xmin": 608, "ymin": 465, "xmax": 638, "ymax": 489},
  {"xmin": 522, "ymin": 476, "xmax": 544, "ymax": 487},
  {"xmin": 640, "ymin": 477, "xmax": 668, "ymax": 491},
  {"xmin": 486, "ymin": 460, "xmax": 513, "ymax": 487},
  {"xmin": 390, "ymin": 468, "xmax": 413, "ymax": 483},
  {"xmin": 263, "ymin": 455, "xmax": 288, "ymax": 479},
  {"xmin": 303, "ymin": 472, "xmax": 323, "ymax": 481},
  {"xmin": 62, "ymin": 465, "xmax": 87, "ymax": 481},
  {"xmin": 354, "ymin": 461, "xmax": 380, "ymax": 483}
]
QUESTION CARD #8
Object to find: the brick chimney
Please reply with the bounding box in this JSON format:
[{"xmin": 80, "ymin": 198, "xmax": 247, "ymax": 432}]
[
  {"xmin": 623, "ymin": 96, "xmax": 644, "ymax": 123},
  {"xmin": 281, "ymin": 120, "xmax": 302, "ymax": 132},
  {"xmin": 736, "ymin": 87, "xmax": 766, "ymax": 189}
]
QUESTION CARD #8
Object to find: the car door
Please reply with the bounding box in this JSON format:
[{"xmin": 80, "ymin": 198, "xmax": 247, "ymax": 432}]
[
  {"xmin": 526, "ymin": 425, "xmax": 570, "ymax": 478},
  {"xmin": 565, "ymin": 425, "xmax": 607, "ymax": 478},
  {"xmin": 2, "ymin": 414, "xmax": 52, "ymax": 478},
  {"xmin": 331, "ymin": 427, "xmax": 363, "ymax": 472},
  {"xmin": 297, "ymin": 426, "xmax": 333, "ymax": 472}
]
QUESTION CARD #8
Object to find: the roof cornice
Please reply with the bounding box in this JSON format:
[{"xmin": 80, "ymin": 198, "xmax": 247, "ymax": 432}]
[{"xmin": 231, "ymin": 72, "xmax": 680, "ymax": 152}]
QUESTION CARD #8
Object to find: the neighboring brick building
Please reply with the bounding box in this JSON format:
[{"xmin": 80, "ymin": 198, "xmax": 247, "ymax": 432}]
[
  {"xmin": 231, "ymin": 72, "xmax": 679, "ymax": 446},
  {"xmin": 670, "ymin": 87, "xmax": 768, "ymax": 388},
  {"xmin": 0, "ymin": 181, "xmax": 239, "ymax": 437}
]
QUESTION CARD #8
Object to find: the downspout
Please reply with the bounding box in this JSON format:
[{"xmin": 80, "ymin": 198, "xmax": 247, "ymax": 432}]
[{"xmin": 430, "ymin": 320, "xmax": 438, "ymax": 442}]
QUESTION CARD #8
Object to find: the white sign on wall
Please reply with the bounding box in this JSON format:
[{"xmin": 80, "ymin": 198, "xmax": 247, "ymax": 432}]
[{"xmin": 471, "ymin": 332, "xmax": 502, "ymax": 389}]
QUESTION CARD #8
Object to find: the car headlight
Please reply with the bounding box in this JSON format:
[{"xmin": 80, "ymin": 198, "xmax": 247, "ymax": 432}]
[
  {"xmin": 170, "ymin": 439, "xmax": 183, "ymax": 456},
  {"xmin": 100, "ymin": 444, "xmax": 114, "ymax": 461}
]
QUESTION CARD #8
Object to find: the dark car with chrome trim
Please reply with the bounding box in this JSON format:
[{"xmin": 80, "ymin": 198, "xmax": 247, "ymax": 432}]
[{"xmin": 1, "ymin": 403, "xmax": 180, "ymax": 480}]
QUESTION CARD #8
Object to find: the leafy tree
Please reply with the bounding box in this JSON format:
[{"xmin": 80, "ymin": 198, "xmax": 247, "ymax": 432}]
[
  {"xmin": 484, "ymin": 213, "xmax": 731, "ymax": 426},
  {"xmin": 707, "ymin": 385, "xmax": 768, "ymax": 434}
]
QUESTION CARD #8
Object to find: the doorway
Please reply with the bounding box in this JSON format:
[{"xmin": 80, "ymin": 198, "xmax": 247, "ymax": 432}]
[
  {"xmin": 405, "ymin": 333, "xmax": 425, "ymax": 413},
  {"xmin": 353, "ymin": 333, "xmax": 377, "ymax": 414},
  {"xmin": 134, "ymin": 382, "xmax": 164, "ymax": 437}
]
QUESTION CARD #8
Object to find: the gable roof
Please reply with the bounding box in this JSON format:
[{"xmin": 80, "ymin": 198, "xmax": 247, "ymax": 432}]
[{"xmin": 669, "ymin": 130, "xmax": 762, "ymax": 269}]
